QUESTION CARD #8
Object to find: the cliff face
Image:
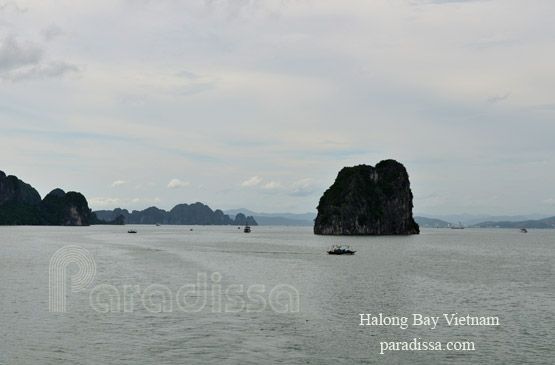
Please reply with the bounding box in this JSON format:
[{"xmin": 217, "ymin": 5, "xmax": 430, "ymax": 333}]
[
  {"xmin": 314, "ymin": 160, "xmax": 419, "ymax": 235},
  {"xmin": 0, "ymin": 170, "xmax": 92, "ymax": 226},
  {"xmin": 40, "ymin": 189, "xmax": 92, "ymax": 226},
  {"xmin": 233, "ymin": 213, "xmax": 258, "ymax": 226},
  {"xmin": 0, "ymin": 171, "xmax": 41, "ymax": 206}
]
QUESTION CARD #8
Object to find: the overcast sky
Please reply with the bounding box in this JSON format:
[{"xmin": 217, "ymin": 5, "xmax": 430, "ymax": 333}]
[{"xmin": 1, "ymin": 0, "xmax": 555, "ymax": 215}]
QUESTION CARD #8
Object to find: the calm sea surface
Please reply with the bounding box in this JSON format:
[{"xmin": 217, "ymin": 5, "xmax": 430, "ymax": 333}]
[{"xmin": 1, "ymin": 226, "xmax": 554, "ymax": 364}]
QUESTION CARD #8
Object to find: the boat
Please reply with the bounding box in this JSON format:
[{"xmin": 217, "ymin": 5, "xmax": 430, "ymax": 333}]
[
  {"xmin": 520, "ymin": 228, "xmax": 528, "ymax": 233},
  {"xmin": 156, "ymin": 223, "xmax": 161, "ymax": 226},
  {"xmin": 244, "ymin": 224, "xmax": 251, "ymax": 233},
  {"xmin": 327, "ymin": 245, "xmax": 356, "ymax": 255},
  {"xmin": 451, "ymin": 221, "xmax": 465, "ymax": 229},
  {"xmin": 128, "ymin": 229, "xmax": 137, "ymax": 234}
]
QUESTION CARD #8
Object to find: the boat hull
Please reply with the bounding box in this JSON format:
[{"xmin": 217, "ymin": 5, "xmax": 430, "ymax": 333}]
[{"xmin": 327, "ymin": 251, "xmax": 356, "ymax": 255}]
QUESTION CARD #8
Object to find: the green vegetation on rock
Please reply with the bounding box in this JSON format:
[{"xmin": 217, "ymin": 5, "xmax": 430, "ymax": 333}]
[
  {"xmin": 0, "ymin": 171, "xmax": 93, "ymax": 226},
  {"xmin": 314, "ymin": 160, "xmax": 419, "ymax": 235}
]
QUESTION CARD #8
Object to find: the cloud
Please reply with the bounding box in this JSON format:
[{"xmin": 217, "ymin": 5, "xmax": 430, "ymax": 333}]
[
  {"xmin": 241, "ymin": 176, "xmax": 262, "ymax": 187},
  {"xmin": 129, "ymin": 197, "xmax": 161, "ymax": 205},
  {"xmin": 89, "ymin": 197, "xmax": 124, "ymax": 207},
  {"xmin": 0, "ymin": 35, "xmax": 78, "ymax": 81},
  {"xmin": 262, "ymin": 181, "xmax": 280, "ymax": 190},
  {"xmin": 0, "ymin": 35, "xmax": 42, "ymax": 71},
  {"xmin": 7, "ymin": 61, "xmax": 78, "ymax": 81},
  {"xmin": 88, "ymin": 196, "xmax": 160, "ymax": 208},
  {"xmin": 3, "ymin": 0, "xmax": 555, "ymax": 216},
  {"xmin": 486, "ymin": 93, "xmax": 511, "ymax": 104},
  {"xmin": 167, "ymin": 178, "xmax": 189, "ymax": 188},
  {"xmin": 410, "ymin": 0, "xmax": 482, "ymax": 4},
  {"xmin": 111, "ymin": 180, "xmax": 127, "ymax": 188},
  {"xmin": 290, "ymin": 178, "xmax": 319, "ymax": 197},
  {"xmin": 175, "ymin": 81, "xmax": 215, "ymax": 96},
  {"xmin": 204, "ymin": 0, "xmax": 261, "ymax": 19},
  {"xmin": 176, "ymin": 70, "xmax": 199, "ymax": 80},
  {"xmin": 0, "ymin": 2, "xmax": 27, "ymax": 13},
  {"xmin": 41, "ymin": 25, "xmax": 65, "ymax": 41}
]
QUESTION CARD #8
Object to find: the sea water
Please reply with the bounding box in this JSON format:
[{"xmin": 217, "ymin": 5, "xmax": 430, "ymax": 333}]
[{"xmin": 1, "ymin": 226, "xmax": 553, "ymax": 364}]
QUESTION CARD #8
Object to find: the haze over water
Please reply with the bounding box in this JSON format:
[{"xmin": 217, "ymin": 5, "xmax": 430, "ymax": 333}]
[{"xmin": 1, "ymin": 226, "xmax": 553, "ymax": 364}]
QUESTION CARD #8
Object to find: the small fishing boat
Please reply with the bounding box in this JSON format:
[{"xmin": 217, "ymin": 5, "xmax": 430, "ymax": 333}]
[
  {"xmin": 244, "ymin": 224, "xmax": 251, "ymax": 233},
  {"xmin": 128, "ymin": 229, "xmax": 137, "ymax": 234},
  {"xmin": 327, "ymin": 245, "xmax": 355, "ymax": 255},
  {"xmin": 520, "ymin": 228, "xmax": 528, "ymax": 233}
]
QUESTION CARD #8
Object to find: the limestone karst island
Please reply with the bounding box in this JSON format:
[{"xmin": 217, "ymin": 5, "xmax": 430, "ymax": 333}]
[
  {"xmin": 314, "ymin": 160, "xmax": 419, "ymax": 235},
  {"xmin": 0, "ymin": 170, "xmax": 257, "ymax": 226}
]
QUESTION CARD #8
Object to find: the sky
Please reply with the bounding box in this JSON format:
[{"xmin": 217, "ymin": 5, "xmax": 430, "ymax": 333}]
[{"xmin": 1, "ymin": 0, "xmax": 555, "ymax": 215}]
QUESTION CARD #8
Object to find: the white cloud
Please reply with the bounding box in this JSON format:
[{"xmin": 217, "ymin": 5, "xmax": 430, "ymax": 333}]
[
  {"xmin": 241, "ymin": 176, "xmax": 262, "ymax": 187},
  {"xmin": 129, "ymin": 197, "xmax": 161, "ymax": 205},
  {"xmin": 88, "ymin": 196, "xmax": 161, "ymax": 209},
  {"xmin": 167, "ymin": 178, "xmax": 189, "ymax": 189},
  {"xmin": 111, "ymin": 180, "xmax": 127, "ymax": 188},
  {"xmin": 89, "ymin": 197, "xmax": 124, "ymax": 207},
  {"xmin": 262, "ymin": 181, "xmax": 280, "ymax": 190},
  {"xmin": 291, "ymin": 178, "xmax": 319, "ymax": 197},
  {"xmin": 7, "ymin": 61, "xmax": 78, "ymax": 81}
]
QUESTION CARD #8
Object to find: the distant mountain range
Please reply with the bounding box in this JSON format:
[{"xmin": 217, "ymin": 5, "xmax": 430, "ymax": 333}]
[
  {"xmin": 2, "ymin": 168, "xmax": 553, "ymax": 229},
  {"xmin": 226, "ymin": 210, "xmax": 555, "ymax": 229},
  {"xmin": 414, "ymin": 216, "xmax": 452, "ymax": 228},
  {"xmin": 415, "ymin": 213, "xmax": 552, "ymax": 226},
  {"xmin": 414, "ymin": 215, "xmax": 555, "ymax": 229},
  {"xmin": 95, "ymin": 204, "xmax": 258, "ymax": 226},
  {"xmin": 471, "ymin": 216, "xmax": 555, "ymax": 229},
  {"xmin": 225, "ymin": 209, "xmax": 316, "ymax": 226}
]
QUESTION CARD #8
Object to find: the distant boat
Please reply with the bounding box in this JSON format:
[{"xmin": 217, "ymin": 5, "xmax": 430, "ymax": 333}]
[
  {"xmin": 128, "ymin": 229, "xmax": 137, "ymax": 234},
  {"xmin": 156, "ymin": 223, "xmax": 161, "ymax": 226},
  {"xmin": 451, "ymin": 221, "xmax": 465, "ymax": 229},
  {"xmin": 327, "ymin": 245, "xmax": 356, "ymax": 255},
  {"xmin": 244, "ymin": 224, "xmax": 251, "ymax": 233},
  {"xmin": 520, "ymin": 228, "xmax": 528, "ymax": 233}
]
